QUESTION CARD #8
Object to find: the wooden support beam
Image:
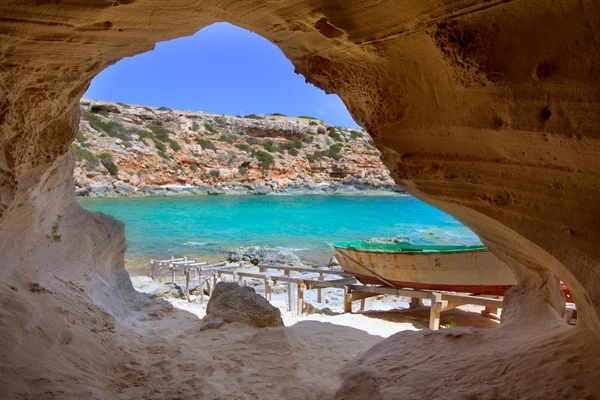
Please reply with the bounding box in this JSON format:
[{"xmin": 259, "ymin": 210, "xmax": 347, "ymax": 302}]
[
  {"xmin": 344, "ymin": 287, "xmax": 352, "ymax": 314},
  {"xmin": 442, "ymin": 293, "xmax": 503, "ymax": 309},
  {"xmin": 350, "ymin": 292, "xmax": 379, "ymax": 303},
  {"xmin": 429, "ymin": 292, "xmax": 442, "ymax": 330},
  {"xmin": 409, "ymin": 297, "xmax": 423, "ymax": 309},
  {"xmin": 184, "ymin": 267, "xmax": 191, "ymax": 302},
  {"xmin": 257, "ymin": 264, "xmax": 350, "ymax": 276},
  {"xmin": 199, "ymin": 270, "xmax": 205, "ymax": 304},
  {"xmin": 360, "ymin": 298, "xmax": 371, "ymax": 312},
  {"xmin": 317, "ymin": 272, "xmax": 324, "ymax": 303},
  {"xmin": 286, "ymin": 270, "xmax": 292, "ymax": 312},
  {"xmin": 297, "ymin": 281, "xmax": 306, "ymax": 315},
  {"xmin": 264, "ymin": 278, "xmax": 272, "ymax": 301}
]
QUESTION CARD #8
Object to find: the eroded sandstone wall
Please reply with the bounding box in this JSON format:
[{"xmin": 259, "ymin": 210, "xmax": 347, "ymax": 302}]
[{"xmin": 0, "ymin": 0, "xmax": 598, "ymax": 340}]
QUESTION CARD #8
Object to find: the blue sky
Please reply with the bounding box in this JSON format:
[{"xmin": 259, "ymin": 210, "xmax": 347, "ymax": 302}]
[{"xmin": 84, "ymin": 22, "xmax": 360, "ymax": 128}]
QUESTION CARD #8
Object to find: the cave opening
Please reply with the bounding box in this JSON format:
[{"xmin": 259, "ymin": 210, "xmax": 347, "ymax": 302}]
[{"xmin": 77, "ymin": 22, "xmax": 505, "ymax": 325}]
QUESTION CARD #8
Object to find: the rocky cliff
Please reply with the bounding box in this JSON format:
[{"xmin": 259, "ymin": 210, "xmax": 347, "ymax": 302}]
[{"xmin": 74, "ymin": 99, "xmax": 398, "ymax": 196}]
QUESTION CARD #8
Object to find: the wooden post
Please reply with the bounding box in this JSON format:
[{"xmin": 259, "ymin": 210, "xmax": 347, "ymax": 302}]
[
  {"xmin": 199, "ymin": 270, "xmax": 205, "ymax": 303},
  {"xmin": 297, "ymin": 281, "xmax": 306, "ymax": 315},
  {"xmin": 317, "ymin": 272, "xmax": 324, "ymax": 303},
  {"xmin": 285, "ymin": 270, "xmax": 292, "ymax": 312},
  {"xmin": 171, "ymin": 265, "xmax": 175, "ymax": 283},
  {"xmin": 429, "ymin": 292, "xmax": 442, "ymax": 330},
  {"xmin": 264, "ymin": 277, "xmax": 272, "ymax": 301},
  {"xmin": 205, "ymin": 271, "xmax": 212, "ymax": 296},
  {"xmin": 344, "ymin": 287, "xmax": 352, "ymax": 314},
  {"xmin": 213, "ymin": 272, "xmax": 218, "ymax": 290},
  {"xmin": 360, "ymin": 297, "xmax": 371, "ymax": 312},
  {"xmin": 409, "ymin": 297, "xmax": 423, "ymax": 309},
  {"xmin": 184, "ymin": 267, "xmax": 191, "ymax": 302}
]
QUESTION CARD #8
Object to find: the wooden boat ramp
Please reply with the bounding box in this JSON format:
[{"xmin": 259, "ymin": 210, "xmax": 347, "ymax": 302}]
[{"xmin": 148, "ymin": 257, "xmax": 516, "ymax": 330}]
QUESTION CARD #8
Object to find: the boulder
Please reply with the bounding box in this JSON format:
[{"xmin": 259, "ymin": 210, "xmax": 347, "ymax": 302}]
[
  {"xmin": 114, "ymin": 181, "xmax": 136, "ymax": 195},
  {"xmin": 227, "ymin": 246, "xmax": 303, "ymax": 266},
  {"xmin": 152, "ymin": 282, "xmax": 184, "ymax": 299},
  {"xmin": 75, "ymin": 187, "xmax": 90, "ymax": 197},
  {"xmin": 206, "ymin": 282, "xmax": 283, "ymax": 328}
]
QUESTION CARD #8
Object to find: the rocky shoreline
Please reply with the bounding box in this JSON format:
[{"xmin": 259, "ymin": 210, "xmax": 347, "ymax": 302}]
[
  {"xmin": 76, "ymin": 181, "xmax": 403, "ymax": 197},
  {"xmin": 74, "ymin": 99, "xmax": 401, "ymax": 198}
]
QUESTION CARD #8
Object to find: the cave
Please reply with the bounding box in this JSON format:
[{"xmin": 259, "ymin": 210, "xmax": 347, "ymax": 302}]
[{"xmin": 1, "ymin": 1, "xmax": 599, "ymax": 398}]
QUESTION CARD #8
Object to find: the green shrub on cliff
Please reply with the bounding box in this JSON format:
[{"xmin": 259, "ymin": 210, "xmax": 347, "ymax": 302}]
[
  {"xmin": 204, "ymin": 123, "xmax": 217, "ymax": 134},
  {"xmin": 191, "ymin": 121, "xmax": 200, "ymax": 131},
  {"xmin": 86, "ymin": 111, "xmax": 129, "ymax": 142},
  {"xmin": 154, "ymin": 141, "xmax": 166, "ymax": 152},
  {"xmin": 157, "ymin": 150, "xmax": 169, "ymax": 159},
  {"xmin": 328, "ymin": 127, "xmax": 343, "ymax": 142},
  {"xmin": 219, "ymin": 134, "xmax": 235, "ymax": 144},
  {"xmin": 76, "ymin": 130, "xmax": 88, "ymax": 147},
  {"xmin": 98, "ymin": 153, "xmax": 119, "ymax": 176},
  {"xmin": 150, "ymin": 125, "xmax": 170, "ymax": 142},
  {"xmin": 279, "ymin": 139, "xmax": 303, "ymax": 153},
  {"xmin": 73, "ymin": 144, "xmax": 97, "ymax": 164},
  {"xmin": 306, "ymin": 143, "xmax": 344, "ymax": 162},
  {"xmin": 169, "ymin": 139, "xmax": 181, "ymax": 152},
  {"xmin": 244, "ymin": 114, "xmax": 263, "ymax": 120},
  {"xmin": 252, "ymin": 150, "xmax": 275, "ymax": 169},
  {"xmin": 136, "ymin": 130, "xmax": 153, "ymax": 140},
  {"xmin": 298, "ymin": 115, "xmax": 318, "ymax": 120},
  {"xmin": 262, "ymin": 140, "xmax": 276, "ymax": 153},
  {"xmin": 195, "ymin": 138, "xmax": 217, "ymax": 151},
  {"xmin": 236, "ymin": 143, "xmax": 250, "ymax": 152}
]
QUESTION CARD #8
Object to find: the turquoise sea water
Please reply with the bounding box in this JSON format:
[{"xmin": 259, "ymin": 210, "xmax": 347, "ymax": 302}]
[{"xmin": 78, "ymin": 195, "xmax": 482, "ymax": 265}]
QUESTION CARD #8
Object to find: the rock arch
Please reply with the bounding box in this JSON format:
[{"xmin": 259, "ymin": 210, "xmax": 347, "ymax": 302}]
[{"xmin": 1, "ymin": 0, "xmax": 599, "ymax": 397}]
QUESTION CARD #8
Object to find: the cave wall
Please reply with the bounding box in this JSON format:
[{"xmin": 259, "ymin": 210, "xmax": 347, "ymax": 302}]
[{"xmin": 0, "ymin": 0, "xmax": 599, "ymax": 339}]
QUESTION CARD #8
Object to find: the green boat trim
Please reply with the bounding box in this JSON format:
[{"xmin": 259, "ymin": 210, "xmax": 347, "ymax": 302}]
[{"xmin": 328, "ymin": 240, "xmax": 488, "ymax": 254}]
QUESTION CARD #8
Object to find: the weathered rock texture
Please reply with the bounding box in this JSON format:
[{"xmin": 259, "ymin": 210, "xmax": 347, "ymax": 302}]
[
  {"xmin": 1, "ymin": 0, "xmax": 599, "ymax": 398},
  {"xmin": 207, "ymin": 282, "xmax": 284, "ymax": 328},
  {"xmin": 74, "ymin": 100, "xmax": 398, "ymax": 196}
]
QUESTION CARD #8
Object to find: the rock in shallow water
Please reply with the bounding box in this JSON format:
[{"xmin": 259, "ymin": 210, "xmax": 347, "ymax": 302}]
[
  {"xmin": 227, "ymin": 245, "xmax": 303, "ymax": 266},
  {"xmin": 206, "ymin": 282, "xmax": 283, "ymax": 328}
]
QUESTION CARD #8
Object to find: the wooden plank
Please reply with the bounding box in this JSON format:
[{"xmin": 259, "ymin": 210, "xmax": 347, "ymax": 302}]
[
  {"xmin": 348, "ymin": 285, "xmax": 431, "ymax": 299},
  {"xmin": 350, "ymin": 292, "xmax": 379, "ymax": 303},
  {"xmin": 257, "ymin": 264, "xmax": 349, "ymax": 276},
  {"xmin": 306, "ymin": 278, "xmax": 357, "ymax": 289},
  {"xmin": 151, "ymin": 257, "xmax": 185, "ymax": 264},
  {"xmin": 441, "ymin": 293, "xmax": 503, "ymax": 309}
]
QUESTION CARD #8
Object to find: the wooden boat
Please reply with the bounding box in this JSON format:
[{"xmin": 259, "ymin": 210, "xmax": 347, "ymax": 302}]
[{"xmin": 328, "ymin": 241, "xmax": 517, "ymax": 296}]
